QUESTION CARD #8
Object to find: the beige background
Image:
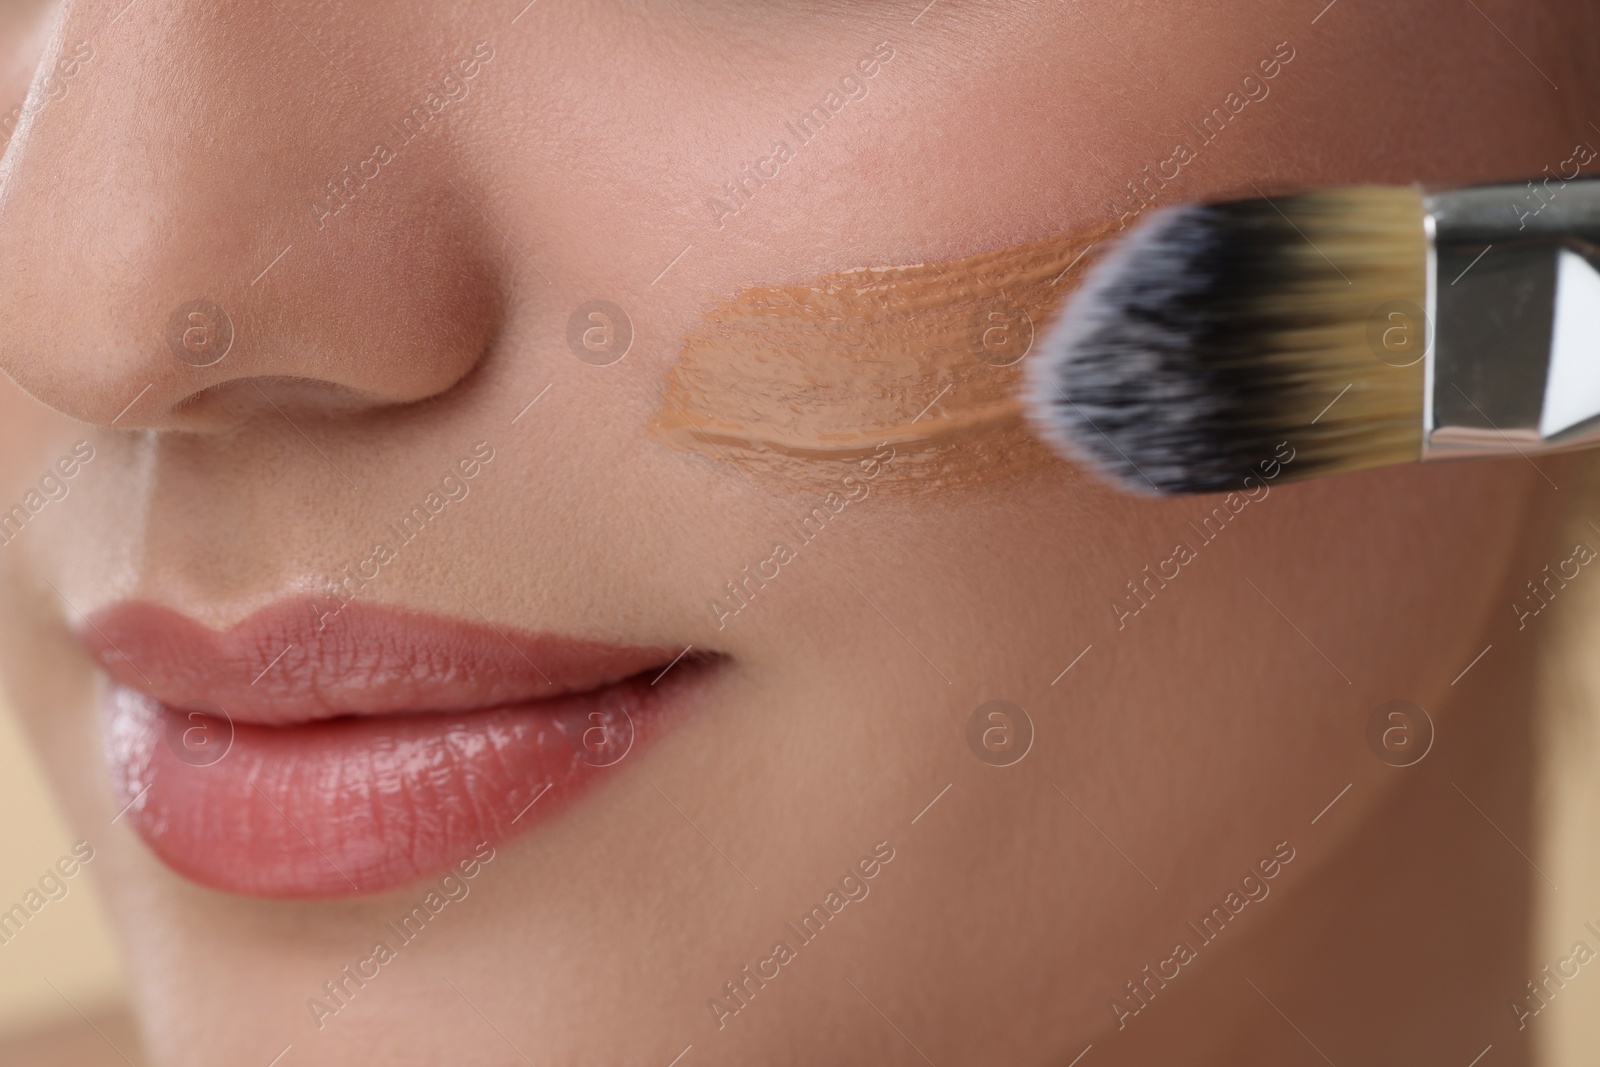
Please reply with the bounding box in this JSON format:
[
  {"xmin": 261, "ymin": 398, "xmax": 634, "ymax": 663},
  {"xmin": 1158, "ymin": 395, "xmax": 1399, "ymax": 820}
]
[
  {"xmin": 0, "ymin": 695, "xmax": 125, "ymax": 1042},
  {"xmin": 1533, "ymin": 499, "xmax": 1600, "ymax": 1067}
]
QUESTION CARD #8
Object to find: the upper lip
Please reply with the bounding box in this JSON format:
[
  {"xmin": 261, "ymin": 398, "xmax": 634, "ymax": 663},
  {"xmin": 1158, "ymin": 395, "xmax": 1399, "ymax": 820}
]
[{"xmin": 79, "ymin": 599, "xmax": 683, "ymax": 726}]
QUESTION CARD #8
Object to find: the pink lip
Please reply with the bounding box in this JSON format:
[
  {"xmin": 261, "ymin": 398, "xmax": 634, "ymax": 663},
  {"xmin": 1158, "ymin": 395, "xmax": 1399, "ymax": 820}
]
[{"xmin": 82, "ymin": 601, "xmax": 707, "ymax": 899}]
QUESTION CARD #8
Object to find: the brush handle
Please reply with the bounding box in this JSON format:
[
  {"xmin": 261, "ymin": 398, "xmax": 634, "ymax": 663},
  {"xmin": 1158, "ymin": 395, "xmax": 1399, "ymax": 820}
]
[
  {"xmin": 1421, "ymin": 179, "xmax": 1600, "ymax": 458},
  {"xmin": 1427, "ymin": 176, "xmax": 1600, "ymax": 244}
]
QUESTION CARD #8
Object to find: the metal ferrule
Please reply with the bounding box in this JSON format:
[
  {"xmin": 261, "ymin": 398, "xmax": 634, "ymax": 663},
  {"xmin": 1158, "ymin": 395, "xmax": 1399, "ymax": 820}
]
[{"xmin": 1422, "ymin": 176, "xmax": 1600, "ymax": 459}]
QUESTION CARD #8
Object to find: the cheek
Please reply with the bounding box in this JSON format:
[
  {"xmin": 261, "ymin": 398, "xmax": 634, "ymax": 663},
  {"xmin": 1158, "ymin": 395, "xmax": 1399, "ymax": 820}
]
[
  {"xmin": 1080, "ymin": 458, "xmax": 1539, "ymax": 915},
  {"xmin": 801, "ymin": 454, "xmax": 1539, "ymax": 1036}
]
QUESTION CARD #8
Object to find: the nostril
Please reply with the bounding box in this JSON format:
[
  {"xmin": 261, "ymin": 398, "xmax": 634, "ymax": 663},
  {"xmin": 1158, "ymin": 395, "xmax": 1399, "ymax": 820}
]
[
  {"xmin": 0, "ymin": 168, "xmax": 510, "ymax": 430},
  {"xmin": 0, "ymin": 1, "xmax": 513, "ymax": 434},
  {"xmin": 169, "ymin": 376, "xmax": 429, "ymax": 427}
]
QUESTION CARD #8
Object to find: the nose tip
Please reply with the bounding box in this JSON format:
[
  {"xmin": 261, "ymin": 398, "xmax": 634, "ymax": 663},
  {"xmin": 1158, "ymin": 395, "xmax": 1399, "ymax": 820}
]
[{"xmin": 0, "ymin": 8, "xmax": 506, "ymax": 429}]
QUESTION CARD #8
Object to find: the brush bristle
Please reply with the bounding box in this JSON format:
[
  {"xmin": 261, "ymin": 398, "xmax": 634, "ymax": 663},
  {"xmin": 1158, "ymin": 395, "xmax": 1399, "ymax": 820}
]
[{"xmin": 1026, "ymin": 185, "xmax": 1428, "ymax": 495}]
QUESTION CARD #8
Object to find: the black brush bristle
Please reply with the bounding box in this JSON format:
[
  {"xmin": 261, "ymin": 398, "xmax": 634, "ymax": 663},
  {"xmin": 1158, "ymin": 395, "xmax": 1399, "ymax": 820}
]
[{"xmin": 1026, "ymin": 188, "xmax": 1426, "ymax": 495}]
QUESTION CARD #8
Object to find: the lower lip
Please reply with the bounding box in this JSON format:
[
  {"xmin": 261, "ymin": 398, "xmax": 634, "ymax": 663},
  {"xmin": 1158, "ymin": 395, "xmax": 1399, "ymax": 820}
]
[{"xmin": 100, "ymin": 666, "xmax": 703, "ymax": 899}]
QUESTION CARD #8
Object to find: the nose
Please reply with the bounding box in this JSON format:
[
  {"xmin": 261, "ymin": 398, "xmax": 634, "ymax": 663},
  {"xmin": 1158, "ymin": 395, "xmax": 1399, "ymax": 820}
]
[{"xmin": 0, "ymin": 4, "xmax": 506, "ymax": 429}]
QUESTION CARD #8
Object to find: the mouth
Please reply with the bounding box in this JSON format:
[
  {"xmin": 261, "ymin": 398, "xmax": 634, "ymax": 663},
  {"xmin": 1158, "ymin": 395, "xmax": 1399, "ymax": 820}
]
[{"xmin": 80, "ymin": 600, "xmax": 710, "ymax": 899}]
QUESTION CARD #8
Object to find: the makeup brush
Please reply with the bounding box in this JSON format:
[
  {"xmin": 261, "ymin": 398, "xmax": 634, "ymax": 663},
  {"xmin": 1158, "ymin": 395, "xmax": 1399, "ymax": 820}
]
[{"xmin": 1024, "ymin": 177, "xmax": 1600, "ymax": 494}]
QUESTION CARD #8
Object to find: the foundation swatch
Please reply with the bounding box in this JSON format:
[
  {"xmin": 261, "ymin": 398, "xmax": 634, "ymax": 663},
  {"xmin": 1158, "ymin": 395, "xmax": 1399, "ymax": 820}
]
[{"xmin": 652, "ymin": 220, "xmax": 1120, "ymax": 490}]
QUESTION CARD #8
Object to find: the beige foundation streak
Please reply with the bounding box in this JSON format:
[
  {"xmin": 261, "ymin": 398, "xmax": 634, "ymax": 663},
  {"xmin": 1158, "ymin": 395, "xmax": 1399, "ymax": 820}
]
[{"xmin": 652, "ymin": 220, "xmax": 1119, "ymax": 488}]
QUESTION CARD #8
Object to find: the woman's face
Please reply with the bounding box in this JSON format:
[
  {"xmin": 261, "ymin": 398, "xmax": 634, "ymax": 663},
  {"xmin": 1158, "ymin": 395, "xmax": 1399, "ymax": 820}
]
[{"xmin": 0, "ymin": 1, "xmax": 1584, "ymax": 1063}]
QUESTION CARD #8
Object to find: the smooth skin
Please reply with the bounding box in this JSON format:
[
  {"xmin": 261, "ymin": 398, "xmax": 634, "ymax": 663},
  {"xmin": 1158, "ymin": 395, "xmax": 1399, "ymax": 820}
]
[{"xmin": 0, "ymin": 1, "xmax": 1594, "ymax": 1064}]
